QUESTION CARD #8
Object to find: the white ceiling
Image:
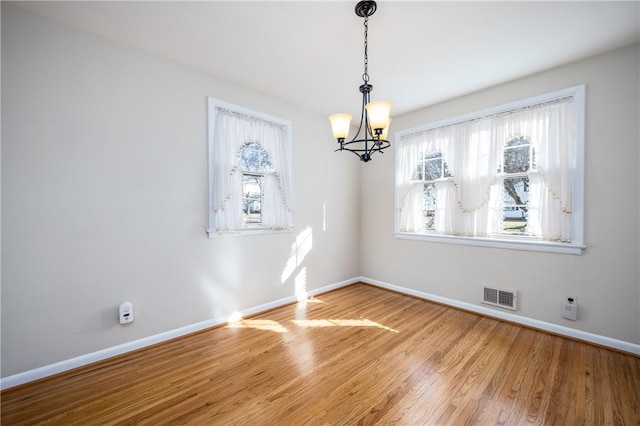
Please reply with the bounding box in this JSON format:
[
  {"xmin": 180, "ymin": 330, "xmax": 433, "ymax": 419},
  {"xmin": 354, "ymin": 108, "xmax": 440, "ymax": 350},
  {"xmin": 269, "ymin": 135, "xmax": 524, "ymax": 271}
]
[{"xmin": 11, "ymin": 1, "xmax": 640, "ymax": 118}]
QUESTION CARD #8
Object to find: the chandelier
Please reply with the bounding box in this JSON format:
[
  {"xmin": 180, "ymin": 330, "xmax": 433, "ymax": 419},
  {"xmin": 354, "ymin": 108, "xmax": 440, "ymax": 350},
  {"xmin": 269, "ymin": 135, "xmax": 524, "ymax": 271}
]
[{"xmin": 329, "ymin": 0, "xmax": 392, "ymax": 163}]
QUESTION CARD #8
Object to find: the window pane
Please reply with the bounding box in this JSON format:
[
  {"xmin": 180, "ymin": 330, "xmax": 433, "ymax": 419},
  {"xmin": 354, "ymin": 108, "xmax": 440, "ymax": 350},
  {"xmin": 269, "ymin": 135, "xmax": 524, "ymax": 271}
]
[
  {"xmin": 413, "ymin": 152, "xmax": 450, "ymax": 182},
  {"xmin": 242, "ymin": 174, "xmax": 263, "ymax": 224},
  {"xmin": 502, "ymin": 177, "xmax": 529, "ymax": 234},
  {"xmin": 423, "ymin": 183, "xmax": 436, "ymax": 230},
  {"xmin": 502, "ymin": 136, "xmax": 532, "ymax": 174},
  {"xmin": 504, "ymin": 146, "xmax": 530, "ymax": 173},
  {"xmin": 238, "ymin": 142, "xmax": 271, "ymax": 172},
  {"xmin": 242, "ymin": 175, "xmax": 261, "ymax": 197},
  {"xmin": 505, "ymin": 136, "xmax": 529, "ymax": 147},
  {"xmin": 424, "ymin": 157, "xmax": 442, "ymax": 181}
]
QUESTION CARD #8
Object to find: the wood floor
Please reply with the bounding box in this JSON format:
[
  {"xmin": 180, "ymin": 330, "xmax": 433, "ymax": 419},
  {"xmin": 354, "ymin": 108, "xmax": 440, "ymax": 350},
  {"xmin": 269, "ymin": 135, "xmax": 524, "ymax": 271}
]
[{"xmin": 2, "ymin": 283, "xmax": 639, "ymax": 425}]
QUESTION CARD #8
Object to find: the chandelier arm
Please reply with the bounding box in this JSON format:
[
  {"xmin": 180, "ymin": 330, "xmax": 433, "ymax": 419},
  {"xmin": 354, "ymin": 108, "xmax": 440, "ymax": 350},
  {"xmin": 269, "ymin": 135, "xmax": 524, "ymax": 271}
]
[
  {"xmin": 347, "ymin": 85, "xmax": 369, "ymax": 144},
  {"xmin": 363, "ymin": 92, "xmax": 372, "ymax": 156},
  {"xmin": 364, "ymin": 94, "xmax": 374, "ymax": 140},
  {"xmin": 340, "ymin": 137, "xmax": 390, "ymax": 162},
  {"xmin": 349, "ymin": 147, "xmax": 368, "ymax": 160},
  {"xmin": 342, "ymin": 138, "xmax": 389, "ymax": 150}
]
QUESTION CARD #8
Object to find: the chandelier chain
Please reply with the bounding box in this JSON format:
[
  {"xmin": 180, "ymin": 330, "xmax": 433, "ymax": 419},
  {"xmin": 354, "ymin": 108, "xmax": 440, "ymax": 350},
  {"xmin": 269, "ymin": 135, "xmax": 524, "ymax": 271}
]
[{"xmin": 362, "ymin": 15, "xmax": 369, "ymax": 82}]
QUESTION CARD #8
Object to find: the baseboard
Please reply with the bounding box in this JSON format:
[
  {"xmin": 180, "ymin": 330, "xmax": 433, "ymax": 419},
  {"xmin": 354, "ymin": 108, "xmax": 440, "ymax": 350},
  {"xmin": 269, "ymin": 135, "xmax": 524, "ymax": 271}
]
[
  {"xmin": 4, "ymin": 275, "xmax": 636, "ymax": 391},
  {"xmin": 0, "ymin": 278, "xmax": 358, "ymax": 391},
  {"xmin": 358, "ymin": 276, "xmax": 640, "ymax": 356}
]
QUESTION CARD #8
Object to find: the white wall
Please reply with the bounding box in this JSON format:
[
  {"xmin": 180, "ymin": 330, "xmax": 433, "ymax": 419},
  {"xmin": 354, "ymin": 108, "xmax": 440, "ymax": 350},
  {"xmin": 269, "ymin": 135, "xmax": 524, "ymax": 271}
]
[
  {"xmin": 1, "ymin": 4, "xmax": 361, "ymax": 377},
  {"xmin": 360, "ymin": 43, "xmax": 640, "ymax": 345}
]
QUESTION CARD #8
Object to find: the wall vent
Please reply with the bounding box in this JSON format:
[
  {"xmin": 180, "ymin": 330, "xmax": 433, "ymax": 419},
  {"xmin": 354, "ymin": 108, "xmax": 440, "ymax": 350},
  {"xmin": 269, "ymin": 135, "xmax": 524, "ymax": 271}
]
[{"xmin": 482, "ymin": 286, "xmax": 517, "ymax": 311}]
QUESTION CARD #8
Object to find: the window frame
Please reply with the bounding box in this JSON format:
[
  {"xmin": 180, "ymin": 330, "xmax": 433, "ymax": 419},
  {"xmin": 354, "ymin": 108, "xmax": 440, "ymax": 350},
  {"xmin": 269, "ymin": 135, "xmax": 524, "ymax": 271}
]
[
  {"xmin": 207, "ymin": 98, "xmax": 293, "ymax": 238},
  {"xmin": 394, "ymin": 85, "xmax": 586, "ymax": 255}
]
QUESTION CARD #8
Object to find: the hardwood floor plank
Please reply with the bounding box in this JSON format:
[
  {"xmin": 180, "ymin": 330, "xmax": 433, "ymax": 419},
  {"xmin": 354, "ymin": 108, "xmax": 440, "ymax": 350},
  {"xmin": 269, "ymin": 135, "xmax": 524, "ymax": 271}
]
[{"xmin": 2, "ymin": 283, "xmax": 639, "ymax": 425}]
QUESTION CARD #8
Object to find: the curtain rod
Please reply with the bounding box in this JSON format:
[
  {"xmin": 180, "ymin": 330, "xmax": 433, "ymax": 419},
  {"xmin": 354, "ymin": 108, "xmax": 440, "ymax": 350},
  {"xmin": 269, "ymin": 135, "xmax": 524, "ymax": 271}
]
[
  {"xmin": 403, "ymin": 95, "xmax": 574, "ymax": 138},
  {"xmin": 215, "ymin": 106, "xmax": 286, "ymax": 130}
]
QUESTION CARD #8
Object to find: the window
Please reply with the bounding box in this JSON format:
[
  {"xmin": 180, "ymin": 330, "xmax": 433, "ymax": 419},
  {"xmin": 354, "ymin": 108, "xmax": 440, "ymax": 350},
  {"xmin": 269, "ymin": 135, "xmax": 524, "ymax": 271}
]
[
  {"xmin": 207, "ymin": 99, "xmax": 292, "ymax": 237},
  {"xmin": 395, "ymin": 86, "xmax": 585, "ymax": 254},
  {"xmin": 238, "ymin": 142, "xmax": 271, "ymax": 224}
]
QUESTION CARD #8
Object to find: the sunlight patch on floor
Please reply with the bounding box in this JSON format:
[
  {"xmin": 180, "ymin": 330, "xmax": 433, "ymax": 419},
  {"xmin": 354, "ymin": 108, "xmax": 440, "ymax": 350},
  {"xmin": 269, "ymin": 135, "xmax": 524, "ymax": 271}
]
[
  {"xmin": 226, "ymin": 319, "xmax": 289, "ymax": 333},
  {"xmin": 292, "ymin": 318, "xmax": 399, "ymax": 333},
  {"xmin": 297, "ymin": 296, "xmax": 325, "ymax": 307},
  {"xmin": 224, "ymin": 312, "xmax": 397, "ymax": 334}
]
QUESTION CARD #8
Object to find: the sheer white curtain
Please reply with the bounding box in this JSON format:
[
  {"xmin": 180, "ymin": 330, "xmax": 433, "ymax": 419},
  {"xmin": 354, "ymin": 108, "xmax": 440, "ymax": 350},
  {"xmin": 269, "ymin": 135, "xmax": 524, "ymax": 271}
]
[
  {"xmin": 397, "ymin": 120, "xmax": 501, "ymax": 236},
  {"xmin": 212, "ymin": 108, "xmax": 292, "ymax": 232},
  {"xmin": 260, "ymin": 123, "xmax": 293, "ymax": 230},
  {"xmin": 397, "ymin": 97, "xmax": 574, "ymax": 241},
  {"xmin": 499, "ymin": 101, "xmax": 574, "ymax": 241},
  {"xmin": 445, "ymin": 118, "xmax": 501, "ymax": 236},
  {"xmin": 212, "ymin": 110, "xmax": 244, "ymax": 232},
  {"xmin": 397, "ymin": 132, "xmax": 441, "ymax": 232}
]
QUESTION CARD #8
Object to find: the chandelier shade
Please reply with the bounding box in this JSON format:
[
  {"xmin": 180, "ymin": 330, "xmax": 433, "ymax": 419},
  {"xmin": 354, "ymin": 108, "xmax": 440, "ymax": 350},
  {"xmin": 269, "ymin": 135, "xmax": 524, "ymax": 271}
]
[
  {"xmin": 329, "ymin": 0, "xmax": 392, "ymax": 163},
  {"xmin": 379, "ymin": 118, "xmax": 392, "ymax": 140},
  {"xmin": 328, "ymin": 113, "xmax": 353, "ymax": 140},
  {"xmin": 365, "ymin": 100, "xmax": 392, "ymax": 132}
]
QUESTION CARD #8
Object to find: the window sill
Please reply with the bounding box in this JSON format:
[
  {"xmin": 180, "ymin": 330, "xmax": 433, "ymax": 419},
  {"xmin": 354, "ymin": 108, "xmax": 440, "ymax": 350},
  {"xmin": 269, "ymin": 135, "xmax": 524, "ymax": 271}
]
[
  {"xmin": 207, "ymin": 228, "xmax": 292, "ymax": 239},
  {"xmin": 394, "ymin": 232, "xmax": 585, "ymax": 255}
]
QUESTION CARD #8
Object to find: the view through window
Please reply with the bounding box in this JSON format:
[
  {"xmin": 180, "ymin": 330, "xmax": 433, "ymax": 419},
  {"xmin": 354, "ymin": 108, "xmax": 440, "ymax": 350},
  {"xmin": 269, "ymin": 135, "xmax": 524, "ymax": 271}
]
[{"xmin": 238, "ymin": 142, "xmax": 272, "ymax": 225}]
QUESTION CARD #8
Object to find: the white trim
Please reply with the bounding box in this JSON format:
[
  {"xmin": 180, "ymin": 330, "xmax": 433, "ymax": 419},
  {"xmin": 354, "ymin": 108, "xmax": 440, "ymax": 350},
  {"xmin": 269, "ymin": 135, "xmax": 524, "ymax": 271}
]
[
  {"xmin": 206, "ymin": 228, "xmax": 293, "ymax": 238},
  {"xmin": 570, "ymin": 85, "xmax": 586, "ymax": 245},
  {"xmin": 359, "ymin": 276, "xmax": 640, "ymax": 356},
  {"xmin": 0, "ymin": 278, "xmax": 357, "ymax": 390},
  {"xmin": 394, "ymin": 85, "xmax": 586, "ymax": 254},
  {"xmin": 395, "ymin": 232, "xmax": 585, "ymax": 255},
  {"xmin": 6, "ymin": 275, "xmax": 635, "ymax": 391}
]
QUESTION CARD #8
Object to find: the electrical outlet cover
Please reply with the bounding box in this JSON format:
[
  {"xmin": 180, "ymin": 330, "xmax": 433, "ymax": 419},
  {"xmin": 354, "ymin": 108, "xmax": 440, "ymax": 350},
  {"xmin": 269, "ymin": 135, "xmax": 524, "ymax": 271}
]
[{"xmin": 119, "ymin": 301, "xmax": 134, "ymax": 324}]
